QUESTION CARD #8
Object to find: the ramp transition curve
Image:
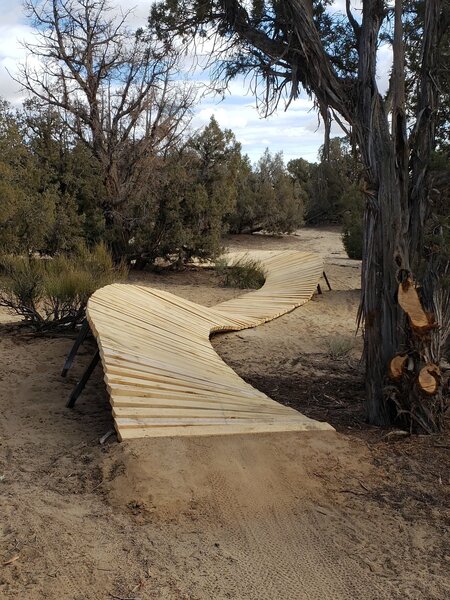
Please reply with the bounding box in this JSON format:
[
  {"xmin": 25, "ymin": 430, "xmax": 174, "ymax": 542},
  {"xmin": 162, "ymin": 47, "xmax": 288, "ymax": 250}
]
[{"xmin": 86, "ymin": 250, "xmax": 334, "ymax": 440}]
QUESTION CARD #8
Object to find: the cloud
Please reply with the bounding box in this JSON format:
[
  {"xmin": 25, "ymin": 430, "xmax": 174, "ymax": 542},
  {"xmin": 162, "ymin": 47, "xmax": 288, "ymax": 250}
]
[
  {"xmin": 192, "ymin": 85, "xmax": 335, "ymax": 164},
  {"xmin": 119, "ymin": 0, "xmax": 153, "ymax": 28},
  {"xmin": 0, "ymin": 0, "xmax": 394, "ymax": 164},
  {"xmin": 376, "ymin": 43, "xmax": 393, "ymax": 95},
  {"xmin": 0, "ymin": 11, "xmax": 34, "ymax": 102}
]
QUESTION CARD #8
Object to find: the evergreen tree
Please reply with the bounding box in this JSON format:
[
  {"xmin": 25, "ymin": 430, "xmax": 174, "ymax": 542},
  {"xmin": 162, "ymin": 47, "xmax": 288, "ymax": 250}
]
[
  {"xmin": 132, "ymin": 116, "xmax": 242, "ymax": 266},
  {"xmin": 229, "ymin": 150, "xmax": 304, "ymax": 234},
  {"xmin": 0, "ymin": 100, "xmax": 55, "ymax": 254},
  {"xmin": 150, "ymin": 0, "xmax": 450, "ymax": 432}
]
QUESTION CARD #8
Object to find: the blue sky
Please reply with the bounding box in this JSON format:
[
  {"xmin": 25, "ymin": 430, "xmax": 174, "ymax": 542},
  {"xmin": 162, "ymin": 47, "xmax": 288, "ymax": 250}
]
[{"xmin": 0, "ymin": 1, "xmax": 391, "ymax": 164}]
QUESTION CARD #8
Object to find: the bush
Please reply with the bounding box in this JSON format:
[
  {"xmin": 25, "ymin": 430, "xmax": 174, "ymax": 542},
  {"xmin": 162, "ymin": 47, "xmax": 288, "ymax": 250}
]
[
  {"xmin": 0, "ymin": 244, "xmax": 127, "ymax": 330},
  {"xmin": 342, "ymin": 186, "xmax": 364, "ymax": 260},
  {"xmin": 342, "ymin": 212, "xmax": 363, "ymax": 260},
  {"xmin": 325, "ymin": 335, "xmax": 354, "ymax": 360},
  {"xmin": 215, "ymin": 256, "xmax": 266, "ymax": 289},
  {"xmin": 229, "ymin": 149, "xmax": 304, "ymax": 235}
]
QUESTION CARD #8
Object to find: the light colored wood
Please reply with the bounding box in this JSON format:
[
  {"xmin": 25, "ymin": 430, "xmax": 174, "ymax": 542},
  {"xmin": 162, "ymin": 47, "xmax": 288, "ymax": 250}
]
[
  {"xmin": 87, "ymin": 250, "xmax": 334, "ymax": 439},
  {"xmin": 389, "ymin": 354, "xmax": 408, "ymax": 380},
  {"xmin": 398, "ymin": 277, "xmax": 433, "ymax": 332},
  {"xmin": 418, "ymin": 364, "xmax": 440, "ymax": 395}
]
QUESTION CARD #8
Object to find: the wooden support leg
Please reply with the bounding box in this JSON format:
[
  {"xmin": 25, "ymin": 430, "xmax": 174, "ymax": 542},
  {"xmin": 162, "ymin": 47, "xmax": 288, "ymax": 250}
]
[
  {"xmin": 66, "ymin": 350, "xmax": 100, "ymax": 408},
  {"xmin": 61, "ymin": 319, "xmax": 90, "ymax": 377},
  {"xmin": 323, "ymin": 271, "xmax": 332, "ymax": 290}
]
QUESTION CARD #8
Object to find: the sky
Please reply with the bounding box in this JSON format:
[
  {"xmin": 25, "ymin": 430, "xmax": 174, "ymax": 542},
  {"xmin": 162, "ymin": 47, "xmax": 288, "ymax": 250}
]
[{"xmin": 0, "ymin": 0, "xmax": 392, "ymax": 164}]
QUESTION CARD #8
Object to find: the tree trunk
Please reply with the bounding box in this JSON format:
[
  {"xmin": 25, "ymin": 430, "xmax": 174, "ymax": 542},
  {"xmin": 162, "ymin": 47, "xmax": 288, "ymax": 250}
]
[
  {"xmin": 357, "ymin": 122, "xmax": 407, "ymax": 425},
  {"xmin": 355, "ymin": 0, "xmax": 446, "ymax": 431}
]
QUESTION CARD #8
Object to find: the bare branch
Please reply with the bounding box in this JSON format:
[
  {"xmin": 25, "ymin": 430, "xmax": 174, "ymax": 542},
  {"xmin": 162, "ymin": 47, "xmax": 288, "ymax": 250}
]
[
  {"xmin": 16, "ymin": 0, "xmax": 197, "ymax": 239},
  {"xmin": 346, "ymin": 0, "xmax": 361, "ymax": 40}
]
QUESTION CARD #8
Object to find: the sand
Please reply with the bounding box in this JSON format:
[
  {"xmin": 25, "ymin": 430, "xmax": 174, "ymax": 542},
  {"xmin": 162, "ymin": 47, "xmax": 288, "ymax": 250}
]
[{"xmin": 0, "ymin": 226, "xmax": 448, "ymax": 599}]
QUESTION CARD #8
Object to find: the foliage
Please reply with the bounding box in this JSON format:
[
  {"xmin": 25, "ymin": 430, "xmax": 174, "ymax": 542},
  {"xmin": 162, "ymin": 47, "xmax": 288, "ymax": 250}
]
[
  {"xmin": 304, "ymin": 162, "xmax": 344, "ymax": 225},
  {"xmin": 342, "ymin": 186, "xmax": 364, "ymax": 260},
  {"xmin": 0, "ymin": 100, "xmax": 102, "ymax": 256},
  {"xmin": 229, "ymin": 149, "xmax": 304, "ymax": 234},
  {"xmin": 215, "ymin": 256, "xmax": 266, "ymax": 289},
  {"xmin": 227, "ymin": 154, "xmax": 259, "ymax": 234},
  {"xmin": 0, "ymin": 100, "xmax": 55, "ymax": 254},
  {"xmin": 20, "ymin": 0, "xmax": 196, "ymax": 259},
  {"xmin": 342, "ymin": 214, "xmax": 363, "ymax": 261},
  {"xmin": 182, "ymin": 116, "xmax": 241, "ymax": 258},
  {"xmin": 288, "ymin": 137, "xmax": 362, "ymax": 226},
  {"xmin": 0, "ymin": 245, "xmax": 127, "ymax": 330},
  {"xmin": 403, "ymin": 1, "xmax": 450, "ymax": 152},
  {"xmin": 21, "ymin": 100, "xmax": 104, "ymax": 250},
  {"xmin": 325, "ymin": 335, "xmax": 354, "ymax": 360},
  {"xmin": 131, "ymin": 116, "xmax": 240, "ymax": 267},
  {"xmin": 0, "ymin": 96, "xmax": 304, "ymax": 270},
  {"xmin": 286, "ymin": 158, "xmax": 311, "ymax": 190}
]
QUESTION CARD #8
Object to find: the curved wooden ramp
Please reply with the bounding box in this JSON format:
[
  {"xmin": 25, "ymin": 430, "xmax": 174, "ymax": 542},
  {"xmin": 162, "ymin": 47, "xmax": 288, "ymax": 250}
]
[{"xmin": 87, "ymin": 251, "xmax": 333, "ymax": 440}]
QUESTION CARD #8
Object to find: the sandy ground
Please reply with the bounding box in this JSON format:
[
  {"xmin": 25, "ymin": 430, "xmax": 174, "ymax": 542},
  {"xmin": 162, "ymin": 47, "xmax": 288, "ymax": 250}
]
[{"xmin": 0, "ymin": 226, "xmax": 448, "ymax": 599}]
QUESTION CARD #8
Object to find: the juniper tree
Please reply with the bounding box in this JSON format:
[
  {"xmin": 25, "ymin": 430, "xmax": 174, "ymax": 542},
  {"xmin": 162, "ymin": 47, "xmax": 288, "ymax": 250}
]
[
  {"xmin": 150, "ymin": 0, "xmax": 450, "ymax": 432},
  {"xmin": 19, "ymin": 0, "xmax": 196, "ymax": 258}
]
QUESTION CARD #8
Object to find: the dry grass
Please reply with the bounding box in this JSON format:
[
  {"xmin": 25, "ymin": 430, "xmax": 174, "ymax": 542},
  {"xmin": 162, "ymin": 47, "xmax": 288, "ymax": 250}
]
[
  {"xmin": 215, "ymin": 255, "xmax": 266, "ymax": 289},
  {"xmin": 0, "ymin": 244, "xmax": 127, "ymax": 330},
  {"xmin": 325, "ymin": 335, "xmax": 354, "ymax": 360}
]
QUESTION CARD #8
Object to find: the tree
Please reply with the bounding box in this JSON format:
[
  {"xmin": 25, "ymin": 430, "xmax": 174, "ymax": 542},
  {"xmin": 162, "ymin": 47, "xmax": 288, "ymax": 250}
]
[
  {"xmin": 184, "ymin": 116, "xmax": 241, "ymax": 255},
  {"xmin": 403, "ymin": 1, "xmax": 450, "ymax": 153},
  {"xmin": 287, "ymin": 157, "xmax": 312, "ymax": 191},
  {"xmin": 229, "ymin": 150, "xmax": 304, "ymax": 234},
  {"xmin": 150, "ymin": 0, "xmax": 450, "ymax": 432},
  {"xmin": 255, "ymin": 149, "xmax": 304, "ymax": 233},
  {"xmin": 20, "ymin": 100, "xmax": 89, "ymax": 253},
  {"xmin": 342, "ymin": 185, "xmax": 364, "ymax": 260},
  {"xmin": 290, "ymin": 137, "xmax": 360, "ymax": 226},
  {"xmin": 132, "ymin": 116, "xmax": 242, "ymax": 266},
  {"xmin": 0, "ymin": 100, "xmax": 56, "ymax": 254},
  {"xmin": 227, "ymin": 153, "xmax": 259, "ymax": 234},
  {"xmin": 19, "ymin": 0, "xmax": 195, "ymax": 258}
]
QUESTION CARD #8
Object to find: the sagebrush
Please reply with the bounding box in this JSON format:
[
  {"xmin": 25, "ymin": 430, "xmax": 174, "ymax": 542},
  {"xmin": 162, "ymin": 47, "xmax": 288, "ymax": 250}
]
[
  {"xmin": 215, "ymin": 256, "xmax": 266, "ymax": 289},
  {"xmin": 0, "ymin": 244, "xmax": 127, "ymax": 330},
  {"xmin": 325, "ymin": 335, "xmax": 354, "ymax": 360}
]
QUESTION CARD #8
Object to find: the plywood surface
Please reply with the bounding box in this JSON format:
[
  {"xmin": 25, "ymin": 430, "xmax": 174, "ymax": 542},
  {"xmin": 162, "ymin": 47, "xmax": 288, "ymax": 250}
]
[{"xmin": 87, "ymin": 251, "xmax": 333, "ymax": 440}]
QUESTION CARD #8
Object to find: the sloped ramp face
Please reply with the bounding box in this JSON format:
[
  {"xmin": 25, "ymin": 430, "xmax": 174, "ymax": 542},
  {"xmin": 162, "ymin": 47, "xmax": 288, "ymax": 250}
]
[{"xmin": 86, "ymin": 251, "xmax": 334, "ymax": 440}]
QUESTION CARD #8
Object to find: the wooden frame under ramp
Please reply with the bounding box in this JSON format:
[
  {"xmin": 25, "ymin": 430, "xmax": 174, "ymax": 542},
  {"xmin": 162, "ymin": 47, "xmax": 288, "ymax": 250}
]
[{"xmin": 86, "ymin": 251, "xmax": 334, "ymax": 440}]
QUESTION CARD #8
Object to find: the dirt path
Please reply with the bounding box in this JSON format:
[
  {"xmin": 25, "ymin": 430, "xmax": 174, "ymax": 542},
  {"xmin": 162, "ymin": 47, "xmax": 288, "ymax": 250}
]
[{"xmin": 1, "ymin": 227, "xmax": 448, "ymax": 599}]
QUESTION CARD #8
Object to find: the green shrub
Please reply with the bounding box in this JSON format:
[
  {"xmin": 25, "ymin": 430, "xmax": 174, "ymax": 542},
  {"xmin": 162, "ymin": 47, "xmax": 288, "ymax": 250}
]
[
  {"xmin": 342, "ymin": 212, "xmax": 363, "ymax": 260},
  {"xmin": 342, "ymin": 186, "xmax": 364, "ymax": 260},
  {"xmin": 215, "ymin": 256, "xmax": 266, "ymax": 289},
  {"xmin": 0, "ymin": 244, "xmax": 127, "ymax": 330}
]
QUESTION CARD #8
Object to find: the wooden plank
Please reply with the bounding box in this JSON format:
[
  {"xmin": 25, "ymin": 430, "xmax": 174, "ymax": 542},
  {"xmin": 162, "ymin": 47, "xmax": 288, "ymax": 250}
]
[{"xmin": 86, "ymin": 250, "xmax": 333, "ymax": 440}]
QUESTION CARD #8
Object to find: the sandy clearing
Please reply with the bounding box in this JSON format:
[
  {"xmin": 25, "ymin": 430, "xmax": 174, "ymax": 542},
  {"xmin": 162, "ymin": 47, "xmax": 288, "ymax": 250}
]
[{"xmin": 0, "ymin": 226, "xmax": 448, "ymax": 599}]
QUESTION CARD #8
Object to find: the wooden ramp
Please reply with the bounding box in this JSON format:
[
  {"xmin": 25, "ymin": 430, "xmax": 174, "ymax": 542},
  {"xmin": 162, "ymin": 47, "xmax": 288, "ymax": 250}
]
[{"xmin": 87, "ymin": 251, "xmax": 333, "ymax": 440}]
